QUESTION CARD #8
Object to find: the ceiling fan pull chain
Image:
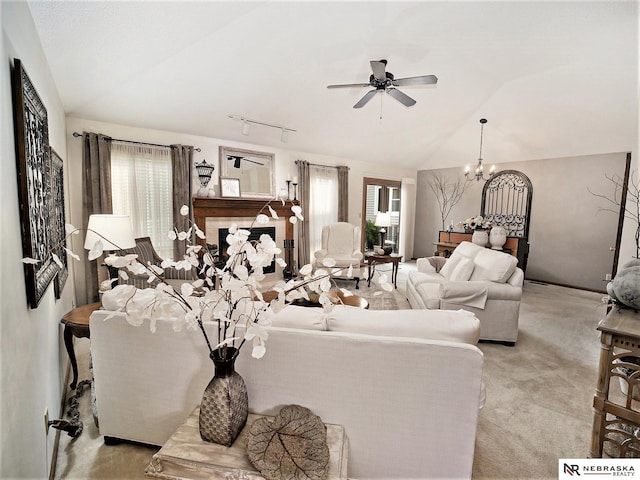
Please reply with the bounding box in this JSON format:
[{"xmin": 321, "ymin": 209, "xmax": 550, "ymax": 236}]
[{"xmin": 379, "ymin": 93, "xmax": 383, "ymax": 121}]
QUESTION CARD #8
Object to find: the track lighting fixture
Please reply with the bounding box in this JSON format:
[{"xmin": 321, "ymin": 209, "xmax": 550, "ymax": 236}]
[{"xmin": 228, "ymin": 115, "xmax": 296, "ymax": 143}]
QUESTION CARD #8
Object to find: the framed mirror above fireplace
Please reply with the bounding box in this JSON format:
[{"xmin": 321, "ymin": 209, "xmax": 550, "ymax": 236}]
[{"xmin": 219, "ymin": 146, "xmax": 275, "ymax": 199}]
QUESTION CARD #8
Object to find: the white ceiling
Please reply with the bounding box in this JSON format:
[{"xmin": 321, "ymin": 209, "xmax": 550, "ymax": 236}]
[{"xmin": 28, "ymin": 1, "xmax": 638, "ymax": 170}]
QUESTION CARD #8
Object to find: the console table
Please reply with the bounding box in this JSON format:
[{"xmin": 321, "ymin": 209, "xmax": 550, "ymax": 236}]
[
  {"xmin": 145, "ymin": 407, "xmax": 348, "ymax": 479},
  {"xmin": 591, "ymin": 307, "xmax": 640, "ymax": 458},
  {"xmin": 436, "ymin": 231, "xmax": 529, "ymax": 272}
]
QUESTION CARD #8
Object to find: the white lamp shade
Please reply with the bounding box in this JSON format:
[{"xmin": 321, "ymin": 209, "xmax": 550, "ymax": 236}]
[
  {"xmin": 84, "ymin": 214, "xmax": 136, "ymax": 251},
  {"xmin": 374, "ymin": 212, "xmax": 391, "ymax": 228}
]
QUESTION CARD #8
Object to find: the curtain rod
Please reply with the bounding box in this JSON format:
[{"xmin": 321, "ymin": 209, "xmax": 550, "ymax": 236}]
[
  {"xmin": 72, "ymin": 132, "xmax": 201, "ymax": 152},
  {"xmin": 295, "ymin": 159, "xmax": 349, "ymax": 170}
]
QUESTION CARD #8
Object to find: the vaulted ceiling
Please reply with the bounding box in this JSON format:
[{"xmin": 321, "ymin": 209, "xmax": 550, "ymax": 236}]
[{"xmin": 28, "ymin": 1, "xmax": 638, "ymax": 170}]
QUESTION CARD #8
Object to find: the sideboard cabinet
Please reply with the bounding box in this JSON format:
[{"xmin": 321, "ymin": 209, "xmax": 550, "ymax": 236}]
[{"xmin": 435, "ymin": 231, "xmax": 530, "ymax": 273}]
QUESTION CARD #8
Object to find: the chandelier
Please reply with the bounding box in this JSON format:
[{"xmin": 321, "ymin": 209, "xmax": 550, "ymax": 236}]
[{"xmin": 465, "ymin": 118, "xmax": 495, "ymax": 181}]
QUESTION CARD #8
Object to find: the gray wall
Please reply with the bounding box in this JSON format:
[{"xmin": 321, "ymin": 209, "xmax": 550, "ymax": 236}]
[{"xmin": 415, "ymin": 152, "xmax": 628, "ymax": 292}]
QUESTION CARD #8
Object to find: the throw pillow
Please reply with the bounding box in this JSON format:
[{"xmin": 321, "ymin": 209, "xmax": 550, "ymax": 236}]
[
  {"xmin": 448, "ymin": 257, "xmax": 475, "ymax": 281},
  {"xmin": 469, "ymin": 249, "xmax": 518, "ymax": 283},
  {"xmin": 439, "ymin": 255, "xmax": 462, "ymax": 280}
]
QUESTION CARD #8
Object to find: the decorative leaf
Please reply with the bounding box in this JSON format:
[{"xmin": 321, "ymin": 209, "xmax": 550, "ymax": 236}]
[
  {"xmin": 21, "ymin": 257, "xmax": 40, "ymax": 264},
  {"xmin": 88, "ymin": 240, "xmax": 104, "ymax": 261},
  {"xmin": 180, "ymin": 205, "xmax": 189, "ymax": 216},
  {"xmin": 247, "ymin": 405, "xmax": 329, "ymax": 480},
  {"xmin": 52, "ymin": 253, "xmax": 63, "ymax": 269}
]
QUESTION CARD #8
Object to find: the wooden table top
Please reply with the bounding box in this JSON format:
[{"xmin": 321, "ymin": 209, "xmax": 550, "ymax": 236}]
[
  {"xmin": 260, "ymin": 289, "xmax": 368, "ymax": 309},
  {"xmin": 61, "ymin": 302, "xmax": 103, "ymax": 327}
]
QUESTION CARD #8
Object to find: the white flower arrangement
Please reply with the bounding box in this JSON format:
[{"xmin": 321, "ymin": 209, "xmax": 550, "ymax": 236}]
[
  {"xmin": 24, "ymin": 198, "xmax": 392, "ymax": 361},
  {"xmin": 456, "ymin": 215, "xmax": 493, "ymax": 231}
]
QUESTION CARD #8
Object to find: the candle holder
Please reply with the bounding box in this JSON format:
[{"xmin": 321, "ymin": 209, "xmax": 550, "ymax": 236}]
[
  {"xmin": 286, "ymin": 180, "xmax": 291, "ymax": 200},
  {"xmin": 292, "ymin": 183, "xmax": 298, "ymax": 202}
]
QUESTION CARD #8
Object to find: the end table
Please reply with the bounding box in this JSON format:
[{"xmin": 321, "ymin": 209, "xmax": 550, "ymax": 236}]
[
  {"xmin": 61, "ymin": 302, "xmax": 102, "ymax": 390},
  {"xmin": 591, "ymin": 306, "xmax": 640, "ymax": 458},
  {"xmin": 365, "ymin": 254, "xmax": 402, "ymax": 288}
]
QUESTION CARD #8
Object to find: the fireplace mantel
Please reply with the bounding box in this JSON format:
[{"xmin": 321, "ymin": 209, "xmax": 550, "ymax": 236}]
[{"xmin": 192, "ymin": 197, "xmax": 296, "ymax": 245}]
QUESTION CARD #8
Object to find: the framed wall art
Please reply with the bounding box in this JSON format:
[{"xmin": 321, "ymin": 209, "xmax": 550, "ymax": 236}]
[
  {"xmin": 219, "ymin": 146, "xmax": 275, "ymax": 198},
  {"xmin": 11, "ymin": 58, "xmax": 57, "ymax": 308},
  {"xmin": 51, "ymin": 148, "xmax": 68, "ymax": 300},
  {"xmin": 220, "ymin": 177, "xmax": 241, "ymax": 198}
]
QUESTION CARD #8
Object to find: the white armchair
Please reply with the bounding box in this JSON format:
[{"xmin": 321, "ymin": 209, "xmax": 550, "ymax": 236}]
[{"xmin": 313, "ymin": 222, "xmax": 364, "ymax": 289}]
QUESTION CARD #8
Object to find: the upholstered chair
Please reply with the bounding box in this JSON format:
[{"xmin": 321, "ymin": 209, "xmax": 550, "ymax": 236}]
[
  {"xmin": 117, "ymin": 237, "xmax": 197, "ymax": 289},
  {"xmin": 313, "ymin": 222, "xmax": 363, "ymax": 288}
]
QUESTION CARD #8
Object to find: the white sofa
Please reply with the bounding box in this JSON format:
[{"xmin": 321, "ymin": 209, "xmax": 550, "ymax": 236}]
[
  {"xmin": 407, "ymin": 241, "xmax": 524, "ymax": 345},
  {"xmin": 90, "ymin": 301, "xmax": 484, "ymax": 479}
]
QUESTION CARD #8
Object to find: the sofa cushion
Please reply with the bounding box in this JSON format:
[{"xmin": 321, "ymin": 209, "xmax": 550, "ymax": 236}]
[
  {"xmin": 407, "ymin": 270, "xmax": 445, "ymax": 289},
  {"xmin": 469, "ymin": 249, "xmax": 518, "ymax": 283},
  {"xmin": 448, "ymin": 257, "xmax": 475, "ymax": 281},
  {"xmin": 439, "ymin": 255, "xmax": 461, "ymax": 280},
  {"xmin": 270, "ymin": 306, "xmax": 327, "ymax": 330},
  {"xmin": 325, "ymin": 307, "xmax": 481, "ymax": 345}
]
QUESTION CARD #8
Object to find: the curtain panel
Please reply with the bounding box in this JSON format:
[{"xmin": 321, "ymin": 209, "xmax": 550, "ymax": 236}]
[
  {"xmin": 170, "ymin": 145, "xmax": 194, "ymax": 260},
  {"xmin": 82, "ymin": 132, "xmax": 113, "ymax": 303},
  {"xmin": 296, "ymin": 160, "xmax": 311, "ymax": 267},
  {"xmin": 337, "ymin": 165, "xmax": 349, "ymax": 222}
]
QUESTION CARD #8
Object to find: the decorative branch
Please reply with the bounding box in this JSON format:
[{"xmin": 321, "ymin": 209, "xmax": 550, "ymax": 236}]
[
  {"xmin": 588, "ymin": 170, "xmax": 640, "ymax": 259},
  {"xmin": 428, "ymin": 172, "xmax": 472, "ymax": 230}
]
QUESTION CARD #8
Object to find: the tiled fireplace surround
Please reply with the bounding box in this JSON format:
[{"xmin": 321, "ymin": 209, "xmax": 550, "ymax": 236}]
[{"xmin": 193, "ymin": 198, "xmax": 296, "ymax": 278}]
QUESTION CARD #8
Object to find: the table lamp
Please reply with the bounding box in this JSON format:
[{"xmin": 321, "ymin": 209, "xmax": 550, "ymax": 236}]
[
  {"xmin": 84, "ymin": 214, "xmax": 136, "ymax": 279},
  {"xmin": 374, "ymin": 212, "xmax": 391, "ymax": 253}
]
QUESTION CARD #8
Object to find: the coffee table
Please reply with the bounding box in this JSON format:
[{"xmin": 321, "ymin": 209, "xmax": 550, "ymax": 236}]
[{"xmin": 260, "ymin": 289, "xmax": 368, "ymax": 309}]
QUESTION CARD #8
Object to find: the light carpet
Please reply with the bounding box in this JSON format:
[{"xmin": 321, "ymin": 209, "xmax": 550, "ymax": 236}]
[{"xmin": 53, "ymin": 262, "xmax": 608, "ymax": 479}]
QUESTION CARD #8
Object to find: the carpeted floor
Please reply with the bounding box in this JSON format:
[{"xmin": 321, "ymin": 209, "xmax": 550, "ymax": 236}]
[{"xmin": 53, "ymin": 261, "xmax": 608, "ymax": 479}]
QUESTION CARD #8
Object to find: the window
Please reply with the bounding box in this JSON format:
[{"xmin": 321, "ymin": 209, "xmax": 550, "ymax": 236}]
[
  {"xmin": 309, "ymin": 165, "xmax": 339, "ymax": 254},
  {"xmin": 110, "ymin": 142, "xmax": 174, "ymax": 259}
]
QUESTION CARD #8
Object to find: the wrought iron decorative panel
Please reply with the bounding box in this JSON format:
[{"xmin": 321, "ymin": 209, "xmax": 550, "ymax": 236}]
[
  {"xmin": 11, "ymin": 59, "xmax": 57, "ymax": 308},
  {"xmin": 481, "ymin": 170, "xmax": 533, "ymax": 238},
  {"xmin": 51, "ymin": 148, "xmax": 68, "ymax": 299}
]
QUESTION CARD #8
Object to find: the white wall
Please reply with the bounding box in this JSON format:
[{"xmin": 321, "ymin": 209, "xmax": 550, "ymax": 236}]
[
  {"xmin": 415, "ymin": 152, "xmax": 629, "ymax": 292},
  {"xmin": 65, "ymin": 117, "xmax": 418, "ymax": 304},
  {"xmin": 1, "ymin": 2, "xmax": 73, "ymax": 477}
]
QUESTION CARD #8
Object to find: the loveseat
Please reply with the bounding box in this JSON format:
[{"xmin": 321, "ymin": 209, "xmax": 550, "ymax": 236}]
[
  {"xmin": 90, "ymin": 296, "xmax": 484, "ymax": 479},
  {"xmin": 407, "ymin": 241, "xmax": 524, "ymax": 345}
]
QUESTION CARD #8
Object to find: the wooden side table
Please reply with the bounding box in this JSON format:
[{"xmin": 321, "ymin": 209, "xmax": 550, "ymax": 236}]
[
  {"xmin": 591, "ymin": 307, "xmax": 640, "ymax": 458},
  {"xmin": 61, "ymin": 302, "xmax": 102, "ymax": 390},
  {"xmin": 145, "ymin": 407, "xmax": 348, "ymax": 479},
  {"xmin": 365, "ymin": 254, "xmax": 402, "ymax": 288}
]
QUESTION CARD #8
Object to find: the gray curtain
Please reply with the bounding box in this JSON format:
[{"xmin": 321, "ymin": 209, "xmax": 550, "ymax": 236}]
[
  {"xmin": 337, "ymin": 165, "xmax": 349, "ymax": 222},
  {"xmin": 82, "ymin": 132, "xmax": 112, "ymax": 303},
  {"xmin": 170, "ymin": 145, "xmax": 193, "ymax": 260},
  {"xmin": 296, "ymin": 160, "xmax": 311, "ymax": 267}
]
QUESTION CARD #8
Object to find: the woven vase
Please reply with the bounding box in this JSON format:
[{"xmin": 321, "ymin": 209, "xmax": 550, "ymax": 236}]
[{"xmin": 199, "ymin": 347, "xmax": 248, "ymax": 446}]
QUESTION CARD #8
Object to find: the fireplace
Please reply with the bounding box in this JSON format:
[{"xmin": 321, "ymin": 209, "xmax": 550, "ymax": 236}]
[{"xmin": 218, "ymin": 226, "xmax": 276, "ymax": 274}]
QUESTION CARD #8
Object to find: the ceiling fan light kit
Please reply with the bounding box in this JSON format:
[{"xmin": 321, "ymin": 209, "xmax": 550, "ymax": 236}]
[
  {"xmin": 228, "ymin": 115, "xmax": 296, "ymax": 143},
  {"xmin": 465, "ymin": 118, "xmax": 496, "ymax": 182},
  {"xmin": 327, "ymin": 59, "xmax": 438, "ymax": 109}
]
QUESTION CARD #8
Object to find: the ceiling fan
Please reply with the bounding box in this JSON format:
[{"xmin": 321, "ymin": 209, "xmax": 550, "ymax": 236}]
[{"xmin": 327, "ymin": 59, "xmax": 438, "ymax": 109}]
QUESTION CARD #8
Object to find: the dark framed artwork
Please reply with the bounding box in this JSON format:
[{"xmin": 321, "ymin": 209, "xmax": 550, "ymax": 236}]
[
  {"xmin": 51, "ymin": 148, "xmax": 68, "ymax": 299},
  {"xmin": 11, "ymin": 59, "xmax": 57, "ymax": 308}
]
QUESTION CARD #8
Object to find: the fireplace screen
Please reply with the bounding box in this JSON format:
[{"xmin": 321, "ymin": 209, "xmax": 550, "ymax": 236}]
[{"xmin": 218, "ymin": 227, "xmax": 276, "ymax": 274}]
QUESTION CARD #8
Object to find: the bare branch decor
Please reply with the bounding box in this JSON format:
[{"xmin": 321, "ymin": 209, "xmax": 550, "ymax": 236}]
[
  {"xmin": 11, "ymin": 59, "xmax": 57, "ymax": 308},
  {"xmin": 428, "ymin": 172, "xmax": 472, "ymax": 230},
  {"xmin": 588, "ymin": 170, "xmax": 640, "ymax": 259}
]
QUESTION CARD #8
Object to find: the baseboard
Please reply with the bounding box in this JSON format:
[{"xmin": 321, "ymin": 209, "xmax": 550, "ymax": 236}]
[{"xmin": 525, "ymin": 277, "xmax": 606, "ymax": 294}]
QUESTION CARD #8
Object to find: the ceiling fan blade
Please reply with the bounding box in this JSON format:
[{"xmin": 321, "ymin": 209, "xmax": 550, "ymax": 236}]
[
  {"xmin": 327, "ymin": 83, "xmax": 372, "ymax": 89},
  {"xmin": 370, "ymin": 60, "xmax": 387, "ymax": 82},
  {"xmin": 353, "ymin": 90, "xmax": 378, "ymax": 109},
  {"xmin": 386, "ymin": 88, "xmax": 416, "ymax": 107},
  {"xmin": 392, "ymin": 75, "xmax": 438, "ymax": 87}
]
